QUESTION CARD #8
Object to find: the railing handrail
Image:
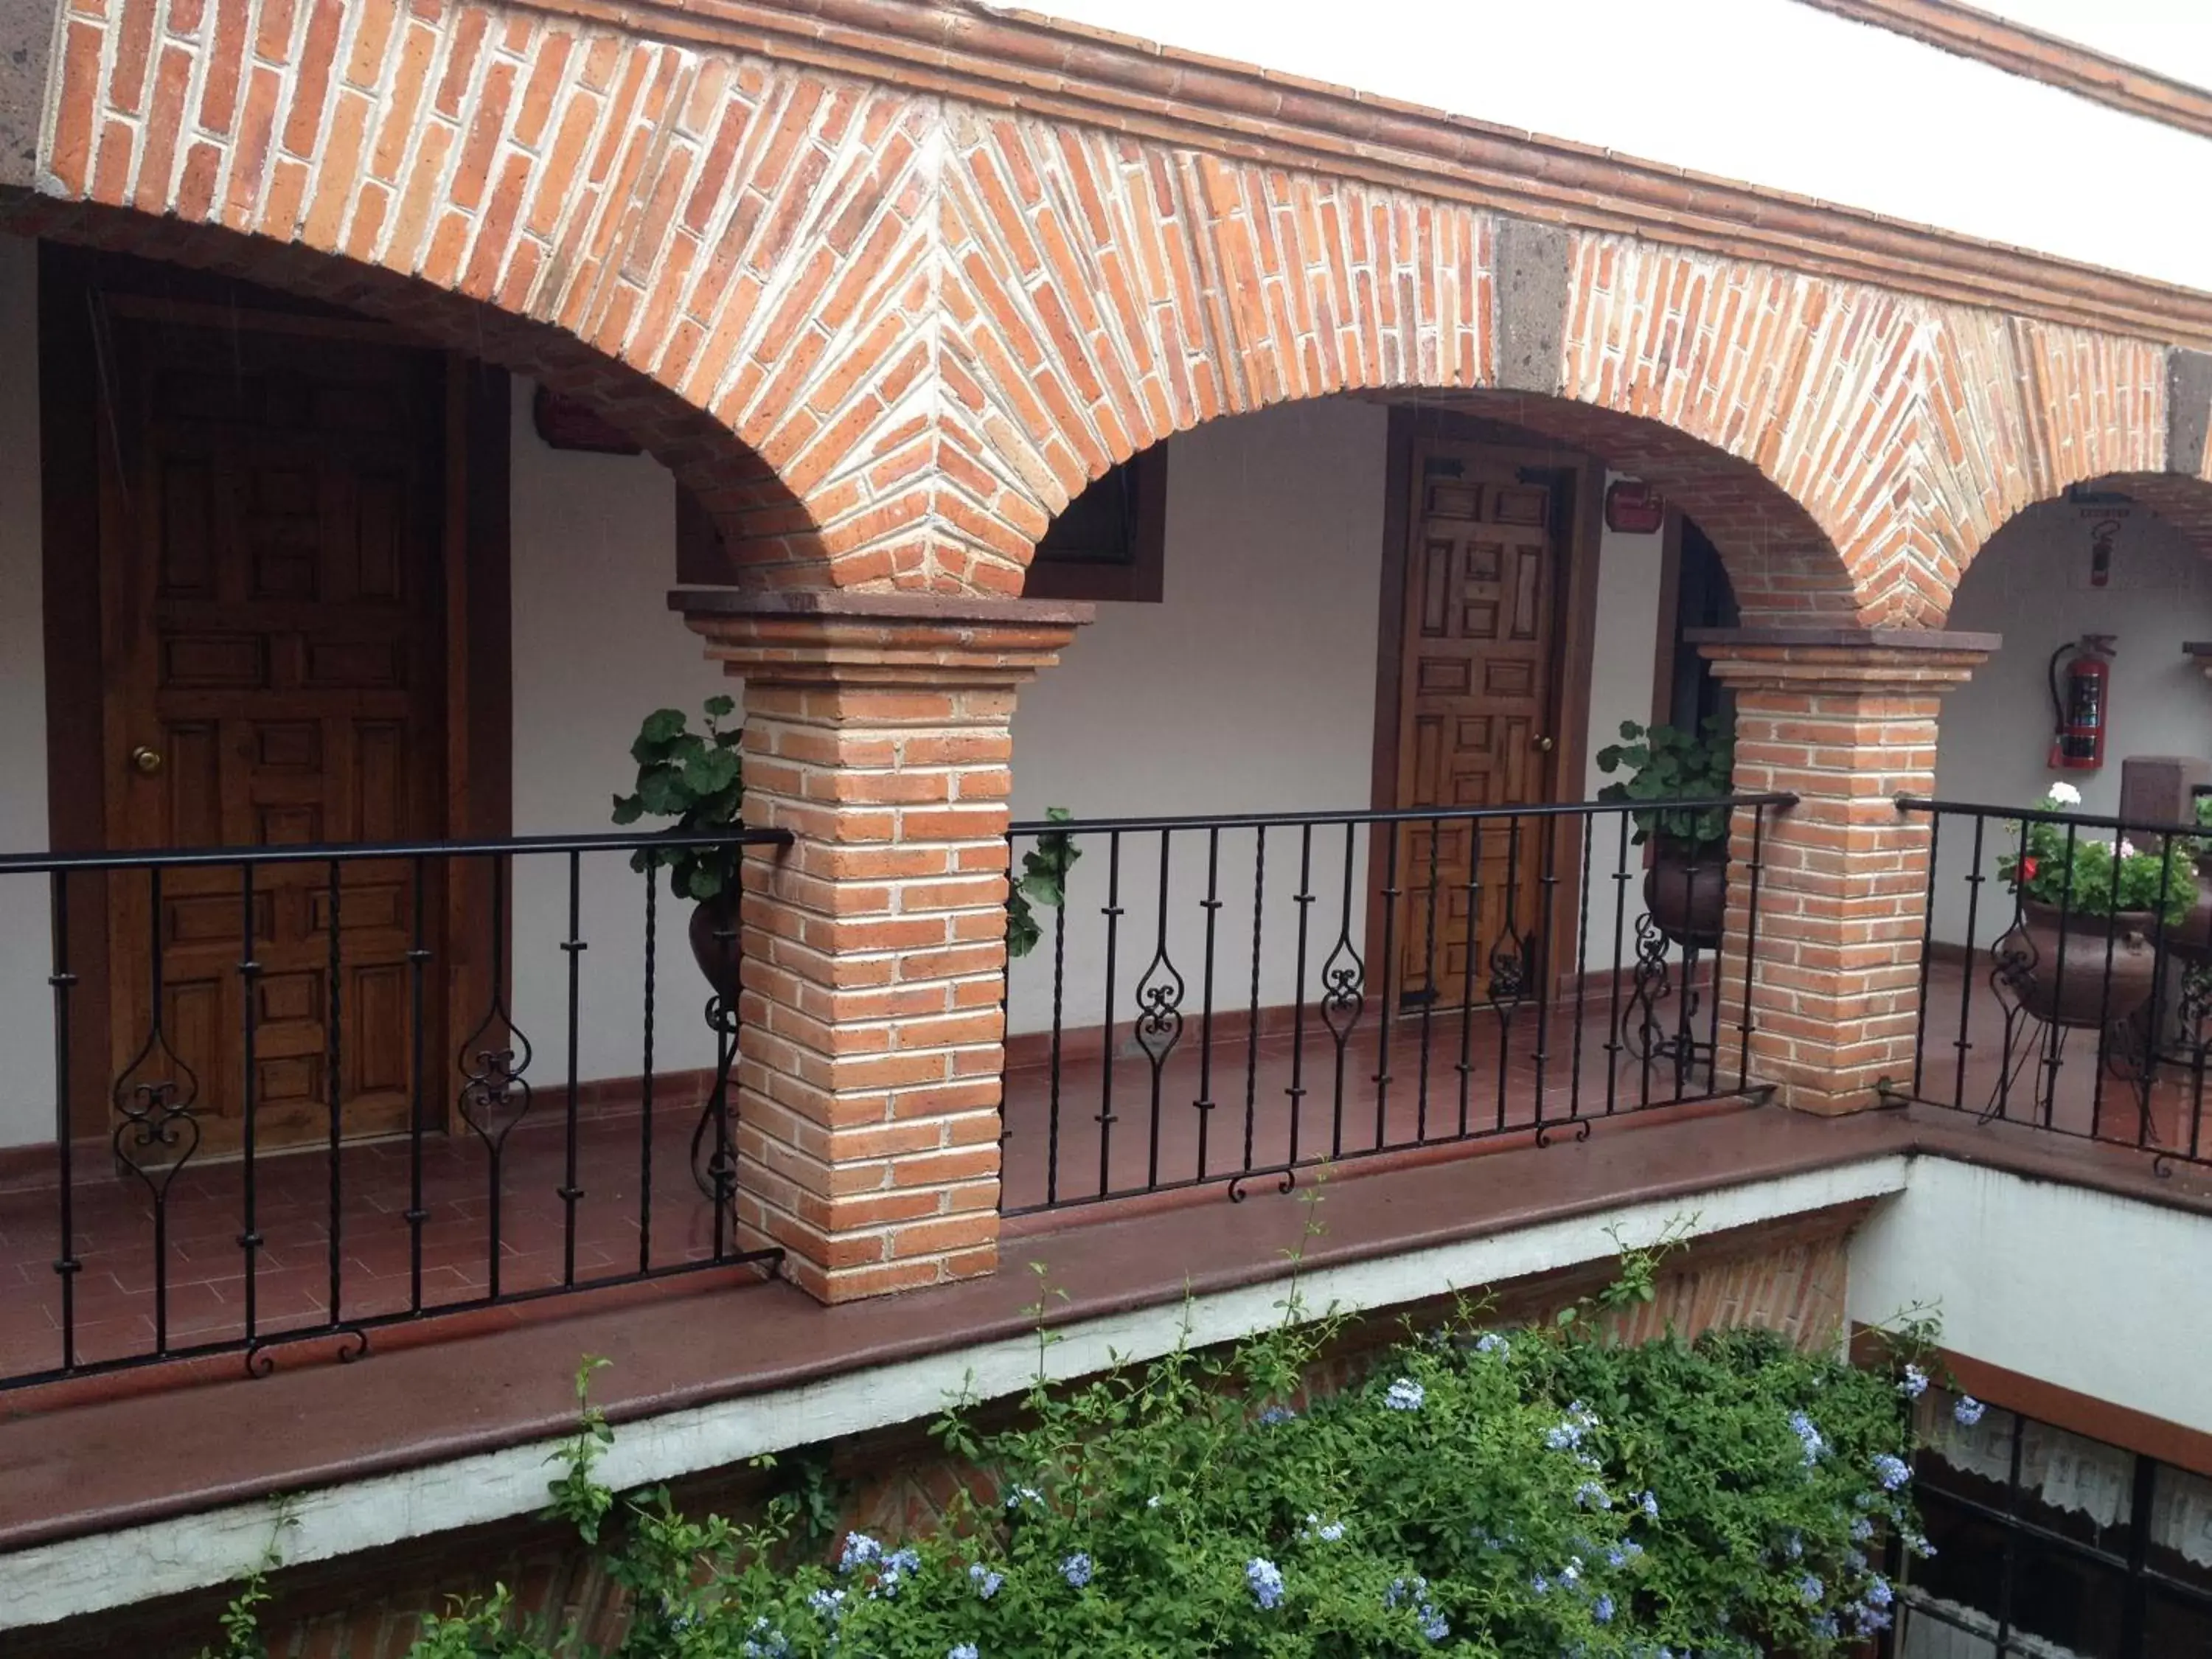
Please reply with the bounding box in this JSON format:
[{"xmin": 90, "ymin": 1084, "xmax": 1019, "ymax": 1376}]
[
  {"xmin": 1008, "ymin": 793, "xmax": 1798, "ymax": 838},
  {"xmin": 0, "ymin": 824, "xmax": 794, "ymax": 876},
  {"xmin": 1894, "ymin": 793, "xmax": 2209, "ymax": 841}
]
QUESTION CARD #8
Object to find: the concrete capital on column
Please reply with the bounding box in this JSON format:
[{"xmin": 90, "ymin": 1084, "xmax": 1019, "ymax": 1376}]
[
  {"xmin": 671, "ymin": 589, "xmax": 1094, "ymax": 691},
  {"xmin": 1688, "ymin": 627, "xmax": 1997, "ymax": 695}
]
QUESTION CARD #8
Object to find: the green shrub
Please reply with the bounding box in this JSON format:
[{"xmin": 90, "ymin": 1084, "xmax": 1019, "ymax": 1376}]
[{"xmin": 206, "ymin": 1251, "xmax": 1927, "ymax": 1658}]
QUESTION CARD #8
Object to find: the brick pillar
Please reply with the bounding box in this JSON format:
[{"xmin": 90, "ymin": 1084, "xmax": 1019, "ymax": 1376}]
[
  {"xmin": 675, "ymin": 591, "xmax": 1091, "ymax": 1302},
  {"xmin": 1694, "ymin": 630, "xmax": 1994, "ymax": 1115}
]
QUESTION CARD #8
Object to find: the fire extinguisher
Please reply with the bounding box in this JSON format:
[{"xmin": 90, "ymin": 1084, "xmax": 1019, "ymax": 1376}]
[{"xmin": 2048, "ymin": 635, "xmax": 2117, "ymax": 771}]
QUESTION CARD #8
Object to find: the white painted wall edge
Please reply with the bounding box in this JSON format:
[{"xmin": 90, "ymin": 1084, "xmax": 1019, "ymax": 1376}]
[{"xmin": 0, "ymin": 1157, "xmax": 1910, "ymax": 1632}]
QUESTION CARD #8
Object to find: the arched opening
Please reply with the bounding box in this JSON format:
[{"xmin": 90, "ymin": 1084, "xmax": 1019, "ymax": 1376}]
[
  {"xmin": 996, "ymin": 388, "xmax": 1808, "ymax": 1210},
  {"xmin": 0, "ymin": 223, "xmax": 787, "ymax": 1380}
]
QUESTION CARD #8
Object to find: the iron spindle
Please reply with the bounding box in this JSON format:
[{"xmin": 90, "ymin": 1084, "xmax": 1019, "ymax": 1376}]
[
  {"xmin": 1911, "ymin": 813, "xmax": 1941, "ymax": 1098},
  {"xmin": 1242, "ymin": 827, "xmax": 1266, "ymax": 1177},
  {"xmin": 237, "ymin": 861, "xmax": 262, "ymax": 1344},
  {"xmin": 1605, "ymin": 813, "xmax": 1631, "ymax": 1116},
  {"xmin": 1415, "ymin": 815, "xmax": 1442, "ymax": 1141},
  {"xmin": 1096, "ymin": 832, "xmax": 1124, "ymax": 1200},
  {"xmin": 1194, "ymin": 827, "xmax": 1222, "ymax": 1178},
  {"xmin": 1374, "ymin": 827, "xmax": 1401, "ymax": 1148},
  {"xmin": 560, "ymin": 849, "xmax": 585, "ymax": 1286},
  {"xmin": 1286, "ymin": 827, "xmax": 1313, "ymax": 1166},
  {"xmin": 325, "ymin": 860, "xmax": 343, "ymax": 1327},
  {"xmin": 406, "ymin": 856, "xmax": 429, "ymax": 1312},
  {"xmin": 639, "ymin": 869, "xmax": 657, "ymax": 1273},
  {"xmin": 48, "ymin": 870, "xmax": 77, "ymax": 1374},
  {"xmin": 1045, "ymin": 865, "xmax": 1068, "ymax": 1208}
]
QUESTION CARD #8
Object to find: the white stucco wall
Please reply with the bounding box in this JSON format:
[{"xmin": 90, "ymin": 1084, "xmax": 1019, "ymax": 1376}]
[
  {"xmin": 1846, "ymin": 1155, "xmax": 2212, "ymax": 1441},
  {"xmin": 0, "ymin": 233, "xmax": 51, "ymax": 1147},
  {"xmin": 1006, "ymin": 398, "xmax": 1389, "ymax": 1036},
  {"xmin": 508, "ymin": 380, "xmax": 734, "ymax": 1082},
  {"xmin": 1927, "ymin": 501, "xmax": 2212, "ymax": 945},
  {"xmin": 1005, "ymin": 0, "xmax": 2212, "ymax": 293}
]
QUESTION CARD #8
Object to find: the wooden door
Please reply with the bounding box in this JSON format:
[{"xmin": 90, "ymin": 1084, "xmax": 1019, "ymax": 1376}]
[
  {"xmin": 98, "ymin": 305, "xmax": 448, "ymax": 1155},
  {"xmin": 1391, "ymin": 448, "xmax": 1561, "ymax": 1006}
]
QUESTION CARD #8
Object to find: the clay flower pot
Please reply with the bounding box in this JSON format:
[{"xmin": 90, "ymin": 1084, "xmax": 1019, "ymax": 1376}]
[
  {"xmin": 1644, "ymin": 838, "xmax": 1728, "ymax": 951},
  {"xmin": 688, "ymin": 890, "xmax": 742, "ymax": 1004},
  {"xmin": 1992, "ymin": 900, "xmax": 2160, "ymax": 1030}
]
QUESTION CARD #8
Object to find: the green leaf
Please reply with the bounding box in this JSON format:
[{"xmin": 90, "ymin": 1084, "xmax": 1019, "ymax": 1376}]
[
  {"xmin": 703, "ymin": 693, "xmax": 735, "ymax": 719},
  {"xmin": 611, "ymin": 793, "xmax": 644, "ymax": 825}
]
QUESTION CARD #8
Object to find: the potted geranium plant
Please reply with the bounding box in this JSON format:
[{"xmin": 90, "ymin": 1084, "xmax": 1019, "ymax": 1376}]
[
  {"xmin": 1994, "ymin": 781, "xmax": 2195, "ymax": 1028},
  {"xmin": 1594, "ymin": 715, "xmax": 1736, "ymax": 949},
  {"xmin": 613, "ymin": 695, "xmax": 747, "ymax": 1000}
]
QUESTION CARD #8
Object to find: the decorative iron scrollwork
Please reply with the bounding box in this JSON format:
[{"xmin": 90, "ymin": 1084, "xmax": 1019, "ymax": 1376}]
[
  {"xmin": 1319, "ymin": 929, "xmax": 1366, "ymax": 1043},
  {"xmin": 457, "ymin": 993, "xmax": 535, "ymax": 1150},
  {"xmin": 112, "ymin": 1018, "xmax": 202, "ymax": 1193},
  {"xmin": 1133, "ymin": 944, "xmax": 1186, "ymax": 1065}
]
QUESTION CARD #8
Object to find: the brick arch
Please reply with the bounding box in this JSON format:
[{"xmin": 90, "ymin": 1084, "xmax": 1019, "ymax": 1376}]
[
  {"xmin": 25, "ymin": 0, "xmax": 961, "ymax": 580},
  {"xmin": 4, "ymin": 194, "xmax": 813, "ymax": 546},
  {"xmin": 24, "ymin": 0, "xmax": 2184, "ymax": 615}
]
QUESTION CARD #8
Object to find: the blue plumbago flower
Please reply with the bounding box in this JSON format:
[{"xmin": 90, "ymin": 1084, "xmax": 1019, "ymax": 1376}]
[
  {"xmin": 1871, "ymin": 1453, "xmax": 1913, "ymax": 1492},
  {"xmin": 1849, "ymin": 1515, "xmax": 1876, "ymax": 1543},
  {"xmin": 1384, "ymin": 1576, "xmax": 1430, "ymax": 1610},
  {"xmin": 948, "ymin": 1646, "xmax": 979, "ymax": 1659},
  {"xmin": 968, "ymin": 1563, "xmax": 1004, "ymax": 1601},
  {"xmin": 1955, "ymin": 1394, "xmax": 1987, "ymax": 1427},
  {"xmin": 1004, "ymin": 1485, "xmax": 1043, "ymax": 1512},
  {"xmin": 1146, "ymin": 1494, "xmax": 1162, "ymax": 1509},
  {"xmin": 1900, "ymin": 1363, "xmax": 1929, "ymax": 1399},
  {"xmin": 1303, "ymin": 1513, "xmax": 1346, "ymax": 1543},
  {"xmin": 1865, "ymin": 1575, "xmax": 1894, "ymax": 1609},
  {"xmin": 1789, "ymin": 1411, "xmax": 1827, "ymax": 1465},
  {"xmin": 806, "ymin": 1587, "xmax": 846, "ymax": 1620},
  {"xmin": 1574, "ymin": 1480, "xmax": 1612, "ymax": 1510},
  {"xmin": 1475, "ymin": 1332, "xmax": 1509, "ymax": 1355},
  {"xmin": 1593, "ymin": 1594, "xmax": 1616, "ymax": 1624},
  {"xmin": 1246, "ymin": 1557, "xmax": 1286, "ymax": 1610},
  {"xmin": 1545, "ymin": 1423, "xmax": 1582, "ymax": 1452},
  {"xmin": 1798, "ymin": 1573, "xmax": 1825, "ymax": 1604},
  {"xmin": 872, "ymin": 1546, "xmax": 921, "ymax": 1598},
  {"xmin": 1851, "ymin": 1603, "xmax": 1895, "ymax": 1635},
  {"xmin": 1903, "ymin": 1529, "xmax": 1938, "ymax": 1559},
  {"xmin": 1559, "ymin": 1557, "xmax": 1583, "ymax": 1586},
  {"xmin": 1384, "ymin": 1377, "xmax": 1426, "ymax": 1412},
  {"xmin": 1811, "ymin": 1613, "xmax": 1840, "ymax": 1641},
  {"xmin": 1257, "ymin": 1405, "xmax": 1297, "ymax": 1427},
  {"xmin": 740, "ymin": 1615, "xmax": 791, "ymax": 1659},
  {"xmin": 1782, "ymin": 1531, "xmax": 1804, "ymax": 1560},
  {"xmin": 1606, "ymin": 1540, "xmax": 1644, "ymax": 1568},
  {"xmin": 838, "ymin": 1533, "xmax": 883, "ymax": 1573},
  {"xmin": 1061, "ymin": 1551, "xmax": 1093, "ymax": 1589},
  {"xmin": 1530, "ymin": 1573, "xmax": 1551, "ymax": 1595},
  {"xmin": 1418, "ymin": 1606, "xmax": 1450, "ymax": 1643},
  {"xmin": 1638, "ymin": 1489, "xmax": 1660, "ymax": 1520}
]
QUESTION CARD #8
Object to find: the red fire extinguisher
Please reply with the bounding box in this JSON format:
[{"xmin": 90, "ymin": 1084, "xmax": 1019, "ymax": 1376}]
[{"xmin": 2048, "ymin": 634, "xmax": 2117, "ymax": 771}]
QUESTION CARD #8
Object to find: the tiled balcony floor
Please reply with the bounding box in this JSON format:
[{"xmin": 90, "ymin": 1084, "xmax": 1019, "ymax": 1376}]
[{"xmin": 4, "ymin": 955, "xmax": 2202, "ymax": 1392}]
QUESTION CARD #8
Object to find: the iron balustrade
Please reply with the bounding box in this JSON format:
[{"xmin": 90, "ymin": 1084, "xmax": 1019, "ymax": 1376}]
[
  {"xmin": 1893, "ymin": 796, "xmax": 2212, "ymax": 1172},
  {"xmin": 1000, "ymin": 796, "xmax": 1793, "ymax": 1214},
  {"xmin": 0, "ymin": 827, "xmax": 788, "ymax": 1390}
]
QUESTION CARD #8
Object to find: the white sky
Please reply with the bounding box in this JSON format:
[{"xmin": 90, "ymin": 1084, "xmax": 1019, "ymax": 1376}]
[{"xmin": 994, "ymin": 0, "xmax": 2212, "ymax": 291}]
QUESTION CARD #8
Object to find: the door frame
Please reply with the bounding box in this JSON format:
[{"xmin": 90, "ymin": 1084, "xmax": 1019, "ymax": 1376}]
[
  {"xmin": 37, "ymin": 242, "xmax": 513, "ymax": 1144},
  {"xmin": 1366, "ymin": 406, "xmax": 1604, "ymax": 1006}
]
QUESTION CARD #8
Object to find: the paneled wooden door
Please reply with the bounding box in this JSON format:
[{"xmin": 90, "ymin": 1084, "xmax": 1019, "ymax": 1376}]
[
  {"xmin": 1391, "ymin": 446, "xmax": 1565, "ymax": 1006},
  {"xmin": 97, "ymin": 304, "xmax": 450, "ymax": 1155}
]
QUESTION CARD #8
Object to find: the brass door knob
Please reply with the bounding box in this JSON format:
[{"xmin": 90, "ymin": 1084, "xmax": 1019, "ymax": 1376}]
[
  {"xmin": 1531, "ymin": 734, "xmax": 1556, "ymax": 754},
  {"xmin": 130, "ymin": 745, "xmax": 164, "ymax": 776}
]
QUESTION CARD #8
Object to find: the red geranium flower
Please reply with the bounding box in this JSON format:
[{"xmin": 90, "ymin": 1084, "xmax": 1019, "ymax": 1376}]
[{"xmin": 2021, "ymin": 855, "xmax": 2039, "ymax": 880}]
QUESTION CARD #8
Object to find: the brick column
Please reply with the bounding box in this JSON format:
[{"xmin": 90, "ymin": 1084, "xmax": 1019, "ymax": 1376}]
[
  {"xmin": 1693, "ymin": 630, "xmax": 1994, "ymax": 1115},
  {"xmin": 675, "ymin": 591, "xmax": 1091, "ymax": 1303}
]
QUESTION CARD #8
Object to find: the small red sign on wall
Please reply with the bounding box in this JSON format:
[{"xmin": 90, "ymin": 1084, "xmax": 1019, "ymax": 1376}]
[
  {"xmin": 1604, "ymin": 480, "xmax": 1666, "ymax": 535},
  {"xmin": 532, "ymin": 386, "xmax": 643, "ymax": 455}
]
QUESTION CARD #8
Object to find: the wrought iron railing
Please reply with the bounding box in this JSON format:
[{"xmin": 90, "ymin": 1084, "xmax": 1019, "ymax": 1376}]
[
  {"xmin": 0, "ymin": 827, "xmax": 787, "ymax": 1390},
  {"xmin": 1893, "ymin": 796, "xmax": 2212, "ymax": 1172},
  {"xmin": 1000, "ymin": 796, "xmax": 1793, "ymax": 1214}
]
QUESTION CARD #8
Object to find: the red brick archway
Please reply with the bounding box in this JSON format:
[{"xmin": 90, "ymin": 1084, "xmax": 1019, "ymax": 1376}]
[{"xmin": 21, "ymin": 0, "xmax": 2195, "ymax": 620}]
